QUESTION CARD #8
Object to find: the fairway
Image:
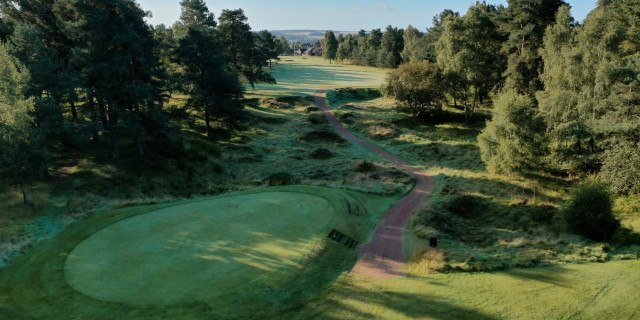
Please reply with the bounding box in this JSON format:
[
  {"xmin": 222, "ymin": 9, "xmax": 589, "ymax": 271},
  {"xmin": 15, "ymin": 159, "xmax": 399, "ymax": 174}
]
[
  {"xmin": 249, "ymin": 56, "xmax": 387, "ymax": 97},
  {"xmin": 65, "ymin": 192, "xmax": 333, "ymax": 305}
]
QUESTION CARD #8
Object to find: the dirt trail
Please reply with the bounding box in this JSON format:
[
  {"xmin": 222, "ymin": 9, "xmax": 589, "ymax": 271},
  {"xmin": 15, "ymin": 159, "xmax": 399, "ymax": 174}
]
[{"xmin": 315, "ymin": 90, "xmax": 434, "ymax": 278}]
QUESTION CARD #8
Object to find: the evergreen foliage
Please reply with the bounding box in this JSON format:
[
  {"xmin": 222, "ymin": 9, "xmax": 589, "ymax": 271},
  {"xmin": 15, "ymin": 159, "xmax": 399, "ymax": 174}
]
[
  {"xmin": 54, "ymin": 0, "xmax": 164, "ymax": 158},
  {"xmin": 436, "ymin": 2, "xmax": 504, "ymax": 122},
  {"xmin": 255, "ymin": 30, "xmax": 280, "ymax": 66},
  {"xmin": 601, "ymin": 141, "xmax": 640, "ymax": 194},
  {"xmin": 499, "ymin": 0, "xmax": 568, "ymax": 95},
  {"xmin": 218, "ymin": 9, "xmax": 275, "ymax": 88},
  {"xmin": 562, "ymin": 180, "xmax": 619, "ymax": 241},
  {"xmin": 323, "ymin": 30, "xmax": 338, "ymax": 63},
  {"xmin": 176, "ymin": 0, "xmax": 244, "ymax": 139},
  {"xmin": 0, "ymin": 43, "xmax": 46, "ymax": 205},
  {"xmin": 538, "ymin": 1, "xmax": 640, "ymax": 184},
  {"xmin": 478, "ymin": 91, "xmax": 548, "ymax": 174},
  {"xmin": 335, "ymin": 27, "xmax": 404, "ymax": 67}
]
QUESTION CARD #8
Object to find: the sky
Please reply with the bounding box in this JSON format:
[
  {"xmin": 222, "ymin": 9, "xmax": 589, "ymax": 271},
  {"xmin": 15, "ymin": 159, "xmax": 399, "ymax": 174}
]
[{"xmin": 137, "ymin": 0, "xmax": 597, "ymax": 31}]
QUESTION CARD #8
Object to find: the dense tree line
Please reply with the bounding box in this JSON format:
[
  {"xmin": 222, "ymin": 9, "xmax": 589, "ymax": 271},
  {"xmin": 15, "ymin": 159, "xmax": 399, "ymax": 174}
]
[
  {"xmin": 479, "ymin": 0, "xmax": 640, "ymax": 195},
  {"xmin": 0, "ymin": 0, "xmax": 279, "ymax": 203},
  {"xmin": 357, "ymin": 0, "xmax": 640, "ymax": 196}
]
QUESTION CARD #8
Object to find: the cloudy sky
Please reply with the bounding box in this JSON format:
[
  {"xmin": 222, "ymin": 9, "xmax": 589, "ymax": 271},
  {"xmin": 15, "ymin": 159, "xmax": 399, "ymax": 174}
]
[{"xmin": 137, "ymin": 0, "xmax": 596, "ymax": 31}]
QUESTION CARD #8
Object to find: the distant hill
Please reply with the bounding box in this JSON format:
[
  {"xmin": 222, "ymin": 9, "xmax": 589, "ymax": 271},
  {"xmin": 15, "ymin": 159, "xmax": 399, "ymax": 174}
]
[{"xmin": 269, "ymin": 30, "xmax": 356, "ymax": 43}]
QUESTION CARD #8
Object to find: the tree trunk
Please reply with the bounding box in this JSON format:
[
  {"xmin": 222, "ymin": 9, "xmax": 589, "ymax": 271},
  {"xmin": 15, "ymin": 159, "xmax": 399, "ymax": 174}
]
[
  {"xmin": 133, "ymin": 107, "xmax": 144, "ymax": 156},
  {"xmin": 21, "ymin": 184, "xmax": 29, "ymax": 206},
  {"xmin": 135, "ymin": 126, "xmax": 144, "ymax": 156},
  {"xmin": 71, "ymin": 101, "xmax": 78, "ymax": 122},
  {"xmin": 112, "ymin": 129, "xmax": 120, "ymax": 160},
  {"xmin": 133, "ymin": 124, "xmax": 144, "ymax": 156},
  {"xmin": 98, "ymin": 98, "xmax": 109, "ymax": 129},
  {"xmin": 204, "ymin": 104, "xmax": 212, "ymax": 138},
  {"xmin": 465, "ymin": 88, "xmax": 478, "ymax": 123},
  {"xmin": 91, "ymin": 104, "xmax": 100, "ymax": 142},
  {"xmin": 110, "ymin": 110, "xmax": 120, "ymax": 159}
]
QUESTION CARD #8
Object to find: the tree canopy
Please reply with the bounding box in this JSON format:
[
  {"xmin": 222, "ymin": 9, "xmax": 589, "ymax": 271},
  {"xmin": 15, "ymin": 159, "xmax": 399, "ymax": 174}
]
[
  {"xmin": 323, "ymin": 30, "xmax": 338, "ymax": 63},
  {"xmin": 382, "ymin": 61, "xmax": 444, "ymax": 118}
]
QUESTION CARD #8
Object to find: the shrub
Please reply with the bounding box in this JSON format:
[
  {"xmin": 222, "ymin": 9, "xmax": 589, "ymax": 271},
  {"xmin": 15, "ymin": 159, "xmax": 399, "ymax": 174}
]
[
  {"xmin": 267, "ymin": 172, "xmax": 296, "ymax": 186},
  {"xmin": 309, "ymin": 148, "xmax": 335, "ymax": 159},
  {"xmin": 300, "ymin": 130, "xmax": 345, "ymax": 143},
  {"xmin": 305, "ymin": 106, "xmax": 320, "ymax": 113},
  {"xmin": 367, "ymin": 125, "xmax": 396, "ymax": 140},
  {"xmin": 338, "ymin": 104, "xmax": 361, "ymax": 110},
  {"xmin": 307, "ymin": 114, "xmax": 326, "ymax": 125},
  {"xmin": 382, "ymin": 61, "xmax": 444, "ymax": 118},
  {"xmin": 337, "ymin": 111, "xmax": 359, "ymax": 124},
  {"xmin": 528, "ymin": 204, "xmax": 557, "ymax": 223},
  {"xmin": 260, "ymin": 98, "xmax": 291, "ymax": 109},
  {"xmin": 600, "ymin": 141, "xmax": 640, "ymax": 195},
  {"xmin": 414, "ymin": 208, "xmax": 460, "ymax": 234},
  {"xmin": 355, "ymin": 159, "xmax": 377, "ymax": 173},
  {"xmin": 443, "ymin": 195, "xmax": 487, "ymax": 219},
  {"xmin": 562, "ymin": 180, "xmax": 620, "ymax": 241}
]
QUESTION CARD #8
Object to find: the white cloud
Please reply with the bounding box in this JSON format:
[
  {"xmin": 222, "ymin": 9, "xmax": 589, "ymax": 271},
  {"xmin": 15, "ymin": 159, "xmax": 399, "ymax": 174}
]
[{"xmin": 377, "ymin": 0, "xmax": 394, "ymax": 12}]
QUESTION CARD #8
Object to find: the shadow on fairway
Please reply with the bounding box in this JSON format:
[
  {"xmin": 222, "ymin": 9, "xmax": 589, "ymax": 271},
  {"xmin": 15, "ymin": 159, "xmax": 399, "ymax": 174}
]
[
  {"xmin": 285, "ymin": 279, "xmax": 499, "ymax": 320},
  {"xmin": 251, "ymin": 60, "xmax": 386, "ymax": 97},
  {"xmin": 504, "ymin": 265, "xmax": 573, "ymax": 288}
]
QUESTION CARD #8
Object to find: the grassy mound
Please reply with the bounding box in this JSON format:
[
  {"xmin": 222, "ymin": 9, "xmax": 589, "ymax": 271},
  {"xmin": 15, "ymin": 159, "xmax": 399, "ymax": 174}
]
[
  {"xmin": 65, "ymin": 192, "xmax": 335, "ymax": 305},
  {"xmin": 0, "ymin": 186, "xmax": 397, "ymax": 319}
]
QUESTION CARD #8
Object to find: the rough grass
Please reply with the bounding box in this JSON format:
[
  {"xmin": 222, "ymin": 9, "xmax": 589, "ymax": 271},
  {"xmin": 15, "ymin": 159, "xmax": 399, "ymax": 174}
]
[
  {"xmin": 3, "ymin": 56, "xmax": 640, "ymax": 320},
  {"xmin": 0, "ymin": 88, "xmax": 409, "ymax": 270},
  {"xmin": 327, "ymin": 89, "xmax": 640, "ymax": 272}
]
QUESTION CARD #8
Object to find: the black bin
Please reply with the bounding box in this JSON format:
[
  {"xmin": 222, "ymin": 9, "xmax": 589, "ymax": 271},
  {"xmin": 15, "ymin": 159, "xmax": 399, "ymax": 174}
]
[{"xmin": 429, "ymin": 237, "xmax": 438, "ymax": 248}]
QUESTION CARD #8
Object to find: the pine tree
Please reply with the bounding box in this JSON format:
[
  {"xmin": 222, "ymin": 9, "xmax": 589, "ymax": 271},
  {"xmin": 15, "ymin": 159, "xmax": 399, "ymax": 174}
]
[
  {"xmin": 176, "ymin": 0, "xmax": 244, "ymax": 138},
  {"xmin": 499, "ymin": 0, "xmax": 568, "ymax": 95},
  {"xmin": 218, "ymin": 9, "xmax": 275, "ymax": 88},
  {"xmin": 55, "ymin": 0, "xmax": 164, "ymax": 158},
  {"xmin": 380, "ymin": 25, "xmax": 404, "ymax": 67},
  {"xmin": 0, "ymin": 42, "xmax": 46, "ymax": 205},
  {"xmin": 478, "ymin": 91, "xmax": 548, "ymax": 174},
  {"xmin": 323, "ymin": 30, "xmax": 338, "ymax": 63},
  {"xmin": 436, "ymin": 2, "xmax": 504, "ymax": 122},
  {"xmin": 255, "ymin": 30, "xmax": 279, "ymax": 67}
]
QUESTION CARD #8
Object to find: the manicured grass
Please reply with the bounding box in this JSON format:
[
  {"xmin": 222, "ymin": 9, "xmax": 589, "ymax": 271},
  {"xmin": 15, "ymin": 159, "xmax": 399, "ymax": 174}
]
[
  {"xmin": 65, "ymin": 192, "xmax": 334, "ymax": 305},
  {"xmin": 286, "ymin": 260, "xmax": 640, "ymax": 319},
  {"xmin": 0, "ymin": 186, "xmax": 402, "ymax": 319},
  {"xmin": 248, "ymin": 56, "xmax": 387, "ymax": 98}
]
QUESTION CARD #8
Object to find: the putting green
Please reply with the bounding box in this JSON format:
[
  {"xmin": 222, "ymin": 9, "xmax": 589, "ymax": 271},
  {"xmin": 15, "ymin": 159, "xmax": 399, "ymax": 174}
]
[{"xmin": 64, "ymin": 191, "xmax": 334, "ymax": 305}]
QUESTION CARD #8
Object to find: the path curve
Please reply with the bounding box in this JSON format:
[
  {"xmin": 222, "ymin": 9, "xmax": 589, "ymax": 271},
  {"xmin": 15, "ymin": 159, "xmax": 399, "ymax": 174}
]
[{"xmin": 315, "ymin": 90, "xmax": 435, "ymax": 279}]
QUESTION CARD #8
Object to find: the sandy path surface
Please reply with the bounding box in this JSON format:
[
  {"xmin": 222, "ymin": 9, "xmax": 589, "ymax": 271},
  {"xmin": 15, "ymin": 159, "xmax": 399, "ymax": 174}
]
[{"xmin": 315, "ymin": 90, "xmax": 434, "ymax": 278}]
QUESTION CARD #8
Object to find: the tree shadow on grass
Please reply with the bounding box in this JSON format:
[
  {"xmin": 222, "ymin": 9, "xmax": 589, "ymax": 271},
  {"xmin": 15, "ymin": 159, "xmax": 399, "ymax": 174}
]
[
  {"xmin": 393, "ymin": 110, "xmax": 490, "ymax": 128},
  {"xmin": 252, "ymin": 63, "xmax": 384, "ymax": 96},
  {"xmin": 503, "ymin": 265, "xmax": 574, "ymax": 288},
  {"xmin": 0, "ymin": 191, "xmax": 363, "ymax": 320},
  {"xmin": 285, "ymin": 280, "xmax": 499, "ymax": 320},
  {"xmin": 398, "ymin": 142, "xmax": 486, "ymax": 173}
]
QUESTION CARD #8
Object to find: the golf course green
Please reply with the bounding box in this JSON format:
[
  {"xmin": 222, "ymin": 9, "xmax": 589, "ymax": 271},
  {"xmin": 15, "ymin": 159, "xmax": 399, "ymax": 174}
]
[
  {"xmin": 0, "ymin": 185, "xmax": 393, "ymax": 319},
  {"xmin": 65, "ymin": 192, "xmax": 333, "ymax": 305}
]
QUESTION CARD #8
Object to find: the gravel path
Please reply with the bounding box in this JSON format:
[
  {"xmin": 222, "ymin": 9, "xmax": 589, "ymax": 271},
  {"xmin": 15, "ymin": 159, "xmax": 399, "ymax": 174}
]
[{"xmin": 315, "ymin": 90, "xmax": 435, "ymax": 278}]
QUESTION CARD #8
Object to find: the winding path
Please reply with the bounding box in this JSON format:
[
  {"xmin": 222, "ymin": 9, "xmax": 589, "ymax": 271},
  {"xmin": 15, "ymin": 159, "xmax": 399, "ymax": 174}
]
[{"xmin": 315, "ymin": 90, "xmax": 435, "ymax": 279}]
